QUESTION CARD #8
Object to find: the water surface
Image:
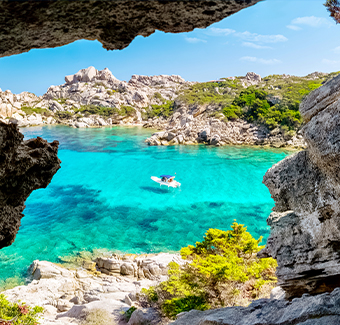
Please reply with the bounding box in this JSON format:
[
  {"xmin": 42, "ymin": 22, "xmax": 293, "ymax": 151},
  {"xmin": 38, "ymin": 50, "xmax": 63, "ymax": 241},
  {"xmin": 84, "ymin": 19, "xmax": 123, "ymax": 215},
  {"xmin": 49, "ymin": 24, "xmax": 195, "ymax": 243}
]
[{"xmin": 0, "ymin": 125, "xmax": 290, "ymax": 284}]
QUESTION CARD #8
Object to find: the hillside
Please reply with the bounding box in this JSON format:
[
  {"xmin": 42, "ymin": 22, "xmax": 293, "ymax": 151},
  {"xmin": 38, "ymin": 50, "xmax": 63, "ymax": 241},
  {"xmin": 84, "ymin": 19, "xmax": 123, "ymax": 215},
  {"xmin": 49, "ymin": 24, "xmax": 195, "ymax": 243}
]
[{"xmin": 1, "ymin": 67, "xmax": 338, "ymax": 147}]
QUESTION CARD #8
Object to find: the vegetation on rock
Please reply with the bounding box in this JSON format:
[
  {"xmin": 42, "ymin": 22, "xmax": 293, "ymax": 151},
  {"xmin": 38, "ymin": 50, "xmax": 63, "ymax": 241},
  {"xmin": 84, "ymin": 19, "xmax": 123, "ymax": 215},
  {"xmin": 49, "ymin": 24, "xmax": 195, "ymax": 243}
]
[
  {"xmin": 81, "ymin": 308, "xmax": 115, "ymax": 325},
  {"xmin": 175, "ymin": 73, "xmax": 339, "ymax": 131},
  {"xmin": 141, "ymin": 223, "xmax": 277, "ymax": 318},
  {"xmin": 142, "ymin": 100, "xmax": 175, "ymax": 119},
  {"xmin": 0, "ymin": 294, "xmax": 43, "ymax": 325},
  {"xmin": 21, "ymin": 106, "xmax": 51, "ymax": 117}
]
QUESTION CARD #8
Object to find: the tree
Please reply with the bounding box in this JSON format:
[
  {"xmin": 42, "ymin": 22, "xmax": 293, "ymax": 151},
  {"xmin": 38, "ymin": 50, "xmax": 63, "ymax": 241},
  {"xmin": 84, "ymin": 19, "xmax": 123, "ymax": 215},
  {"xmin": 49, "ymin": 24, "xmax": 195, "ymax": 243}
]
[
  {"xmin": 142, "ymin": 223, "xmax": 277, "ymax": 318},
  {"xmin": 325, "ymin": 0, "xmax": 340, "ymax": 24}
]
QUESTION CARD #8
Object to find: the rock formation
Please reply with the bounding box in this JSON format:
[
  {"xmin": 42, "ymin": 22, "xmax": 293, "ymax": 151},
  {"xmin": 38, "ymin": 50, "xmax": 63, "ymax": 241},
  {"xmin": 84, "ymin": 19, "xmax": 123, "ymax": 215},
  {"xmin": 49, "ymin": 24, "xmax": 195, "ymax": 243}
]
[
  {"xmin": 0, "ymin": 123, "xmax": 60, "ymax": 248},
  {"xmin": 144, "ymin": 110, "xmax": 305, "ymax": 148},
  {"xmin": 172, "ymin": 288, "xmax": 340, "ymax": 325},
  {"xmin": 4, "ymin": 254, "xmax": 182, "ymax": 324},
  {"xmin": 0, "ymin": 0, "xmax": 261, "ymax": 58},
  {"xmin": 258, "ymin": 74, "xmax": 340, "ymax": 298}
]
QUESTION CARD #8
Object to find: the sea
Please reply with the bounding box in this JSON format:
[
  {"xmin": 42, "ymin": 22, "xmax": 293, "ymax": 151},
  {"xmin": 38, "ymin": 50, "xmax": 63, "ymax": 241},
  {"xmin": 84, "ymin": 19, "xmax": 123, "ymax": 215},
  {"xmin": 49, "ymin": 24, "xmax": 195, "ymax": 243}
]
[{"xmin": 0, "ymin": 125, "xmax": 290, "ymax": 286}]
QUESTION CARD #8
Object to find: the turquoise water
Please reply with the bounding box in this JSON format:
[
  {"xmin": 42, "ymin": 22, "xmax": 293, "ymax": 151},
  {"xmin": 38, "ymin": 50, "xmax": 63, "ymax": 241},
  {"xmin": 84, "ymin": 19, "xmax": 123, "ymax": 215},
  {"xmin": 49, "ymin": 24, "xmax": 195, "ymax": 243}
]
[{"xmin": 0, "ymin": 125, "xmax": 289, "ymax": 284}]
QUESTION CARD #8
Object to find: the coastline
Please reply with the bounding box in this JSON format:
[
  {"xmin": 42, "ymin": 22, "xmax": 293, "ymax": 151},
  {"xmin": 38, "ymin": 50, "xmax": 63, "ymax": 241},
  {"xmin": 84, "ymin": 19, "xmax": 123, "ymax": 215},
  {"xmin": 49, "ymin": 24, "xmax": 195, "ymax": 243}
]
[
  {"xmin": 1, "ymin": 252, "xmax": 182, "ymax": 325},
  {"xmin": 14, "ymin": 115, "xmax": 305, "ymax": 151}
]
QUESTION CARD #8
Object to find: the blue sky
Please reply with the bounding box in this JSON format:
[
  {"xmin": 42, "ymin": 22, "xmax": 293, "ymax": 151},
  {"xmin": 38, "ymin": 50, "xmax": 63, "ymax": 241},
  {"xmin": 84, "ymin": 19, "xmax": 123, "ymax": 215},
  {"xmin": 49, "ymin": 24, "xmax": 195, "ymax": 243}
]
[{"xmin": 1, "ymin": 0, "xmax": 340, "ymax": 95}]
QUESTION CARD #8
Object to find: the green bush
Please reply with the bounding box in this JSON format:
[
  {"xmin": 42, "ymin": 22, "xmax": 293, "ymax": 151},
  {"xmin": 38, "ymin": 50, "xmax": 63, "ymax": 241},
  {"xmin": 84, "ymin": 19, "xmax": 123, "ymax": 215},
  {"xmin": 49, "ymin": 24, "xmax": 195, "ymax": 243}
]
[
  {"xmin": 161, "ymin": 295, "xmax": 209, "ymax": 318},
  {"xmin": 0, "ymin": 294, "xmax": 43, "ymax": 325},
  {"xmin": 74, "ymin": 105, "xmax": 135, "ymax": 118},
  {"xmin": 55, "ymin": 111, "xmax": 73, "ymax": 119},
  {"xmin": 142, "ymin": 223, "xmax": 277, "ymax": 318},
  {"xmin": 222, "ymin": 88, "xmax": 303, "ymax": 130},
  {"xmin": 143, "ymin": 101, "xmax": 175, "ymax": 119},
  {"xmin": 123, "ymin": 306, "xmax": 137, "ymax": 322},
  {"xmin": 21, "ymin": 106, "xmax": 51, "ymax": 117}
]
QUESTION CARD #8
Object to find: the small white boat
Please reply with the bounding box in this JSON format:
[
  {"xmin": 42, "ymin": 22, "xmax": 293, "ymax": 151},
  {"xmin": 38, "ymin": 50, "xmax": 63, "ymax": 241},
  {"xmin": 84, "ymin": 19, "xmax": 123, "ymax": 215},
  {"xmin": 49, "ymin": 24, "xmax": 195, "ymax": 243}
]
[{"xmin": 151, "ymin": 175, "xmax": 181, "ymax": 188}]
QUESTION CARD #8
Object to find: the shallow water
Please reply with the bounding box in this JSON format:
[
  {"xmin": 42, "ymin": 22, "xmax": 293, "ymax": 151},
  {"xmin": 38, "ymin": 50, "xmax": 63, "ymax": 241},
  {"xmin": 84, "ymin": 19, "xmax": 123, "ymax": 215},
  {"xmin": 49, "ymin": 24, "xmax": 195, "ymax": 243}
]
[{"xmin": 0, "ymin": 125, "xmax": 290, "ymax": 284}]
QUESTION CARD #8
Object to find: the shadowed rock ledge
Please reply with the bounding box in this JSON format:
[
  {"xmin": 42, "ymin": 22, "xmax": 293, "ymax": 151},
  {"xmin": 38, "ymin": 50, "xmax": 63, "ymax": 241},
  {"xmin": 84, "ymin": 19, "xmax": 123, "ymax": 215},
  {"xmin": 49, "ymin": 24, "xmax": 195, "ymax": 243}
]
[
  {"xmin": 259, "ymin": 74, "xmax": 340, "ymax": 299},
  {"xmin": 0, "ymin": 123, "xmax": 60, "ymax": 249},
  {"xmin": 0, "ymin": 0, "xmax": 261, "ymax": 58}
]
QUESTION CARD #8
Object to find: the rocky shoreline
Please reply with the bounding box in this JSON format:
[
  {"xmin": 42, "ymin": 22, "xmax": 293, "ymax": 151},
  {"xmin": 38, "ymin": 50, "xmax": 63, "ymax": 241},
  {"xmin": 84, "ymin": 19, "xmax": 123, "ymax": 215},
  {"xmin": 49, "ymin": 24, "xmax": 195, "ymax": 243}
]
[
  {"xmin": 144, "ymin": 116, "xmax": 306, "ymax": 149},
  {"xmin": 0, "ymin": 67, "xmax": 307, "ymax": 149},
  {"xmin": 3, "ymin": 253, "xmax": 184, "ymax": 325}
]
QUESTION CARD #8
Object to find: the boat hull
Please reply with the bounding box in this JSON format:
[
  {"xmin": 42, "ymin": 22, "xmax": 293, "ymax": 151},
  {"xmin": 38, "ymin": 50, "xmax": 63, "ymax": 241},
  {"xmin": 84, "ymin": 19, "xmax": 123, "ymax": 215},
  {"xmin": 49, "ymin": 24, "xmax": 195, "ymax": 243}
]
[{"xmin": 151, "ymin": 176, "xmax": 181, "ymax": 188}]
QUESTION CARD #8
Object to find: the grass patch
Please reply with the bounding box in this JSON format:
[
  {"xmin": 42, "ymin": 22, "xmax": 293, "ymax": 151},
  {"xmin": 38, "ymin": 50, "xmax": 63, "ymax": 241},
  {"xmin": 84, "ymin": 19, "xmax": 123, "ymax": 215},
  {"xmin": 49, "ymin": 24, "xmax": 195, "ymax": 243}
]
[
  {"xmin": 81, "ymin": 308, "xmax": 115, "ymax": 325},
  {"xmin": 21, "ymin": 106, "xmax": 51, "ymax": 116}
]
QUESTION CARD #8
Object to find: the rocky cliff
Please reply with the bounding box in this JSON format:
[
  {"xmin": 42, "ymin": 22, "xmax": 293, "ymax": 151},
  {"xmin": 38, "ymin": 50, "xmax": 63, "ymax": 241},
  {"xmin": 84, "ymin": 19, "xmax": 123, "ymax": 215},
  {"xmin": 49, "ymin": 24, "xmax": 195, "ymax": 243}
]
[
  {"xmin": 0, "ymin": 0, "xmax": 261, "ymax": 58},
  {"xmin": 0, "ymin": 123, "xmax": 60, "ymax": 249},
  {"xmin": 258, "ymin": 73, "xmax": 340, "ymax": 298}
]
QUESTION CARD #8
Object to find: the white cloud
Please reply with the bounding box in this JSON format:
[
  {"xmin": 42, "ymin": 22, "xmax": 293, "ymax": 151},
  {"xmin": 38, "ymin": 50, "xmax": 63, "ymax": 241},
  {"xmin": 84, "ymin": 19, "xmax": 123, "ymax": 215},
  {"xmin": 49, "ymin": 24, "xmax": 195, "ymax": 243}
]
[
  {"xmin": 333, "ymin": 46, "xmax": 340, "ymax": 53},
  {"xmin": 185, "ymin": 37, "xmax": 207, "ymax": 44},
  {"xmin": 236, "ymin": 31, "xmax": 288, "ymax": 43},
  {"xmin": 208, "ymin": 27, "xmax": 236, "ymax": 35},
  {"xmin": 242, "ymin": 42, "xmax": 272, "ymax": 49},
  {"xmin": 240, "ymin": 56, "xmax": 281, "ymax": 65},
  {"xmin": 322, "ymin": 59, "xmax": 340, "ymax": 65},
  {"xmin": 286, "ymin": 25, "xmax": 302, "ymax": 31},
  {"xmin": 291, "ymin": 16, "xmax": 333, "ymax": 28}
]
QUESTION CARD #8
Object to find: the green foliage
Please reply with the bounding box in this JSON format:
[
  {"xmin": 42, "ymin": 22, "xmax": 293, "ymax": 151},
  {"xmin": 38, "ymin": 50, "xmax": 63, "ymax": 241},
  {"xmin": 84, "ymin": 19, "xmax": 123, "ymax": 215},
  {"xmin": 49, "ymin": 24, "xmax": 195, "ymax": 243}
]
[
  {"xmin": 141, "ymin": 223, "xmax": 277, "ymax": 318},
  {"xmin": 123, "ymin": 306, "xmax": 137, "ymax": 322},
  {"xmin": 154, "ymin": 92, "xmax": 166, "ymax": 103},
  {"xmin": 0, "ymin": 294, "xmax": 43, "ymax": 325},
  {"xmin": 55, "ymin": 111, "xmax": 73, "ymax": 120},
  {"xmin": 222, "ymin": 87, "xmax": 303, "ymax": 130},
  {"xmin": 325, "ymin": 0, "xmax": 340, "ymax": 23},
  {"xmin": 162, "ymin": 295, "xmax": 209, "ymax": 318},
  {"xmin": 107, "ymin": 90, "xmax": 116, "ymax": 96},
  {"xmin": 119, "ymin": 106, "xmax": 136, "ymax": 117},
  {"xmin": 21, "ymin": 106, "xmax": 51, "ymax": 116},
  {"xmin": 177, "ymin": 80, "xmax": 239, "ymax": 106},
  {"xmin": 143, "ymin": 101, "xmax": 175, "ymax": 119},
  {"xmin": 74, "ymin": 105, "xmax": 135, "ymax": 118},
  {"xmin": 55, "ymin": 98, "xmax": 68, "ymax": 105}
]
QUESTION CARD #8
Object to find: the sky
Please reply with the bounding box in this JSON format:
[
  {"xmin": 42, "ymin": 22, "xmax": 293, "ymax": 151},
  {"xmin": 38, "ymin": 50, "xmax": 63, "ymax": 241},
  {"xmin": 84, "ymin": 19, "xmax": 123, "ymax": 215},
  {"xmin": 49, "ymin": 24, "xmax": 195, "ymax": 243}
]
[{"xmin": 1, "ymin": 0, "xmax": 340, "ymax": 95}]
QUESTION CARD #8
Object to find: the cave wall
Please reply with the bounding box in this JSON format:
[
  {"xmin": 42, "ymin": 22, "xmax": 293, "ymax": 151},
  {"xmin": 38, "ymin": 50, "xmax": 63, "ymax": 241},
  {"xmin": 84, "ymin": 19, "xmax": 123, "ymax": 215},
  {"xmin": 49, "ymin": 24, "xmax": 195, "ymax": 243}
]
[
  {"xmin": 259, "ymin": 74, "xmax": 340, "ymax": 298},
  {"xmin": 0, "ymin": 123, "xmax": 60, "ymax": 248},
  {"xmin": 0, "ymin": 0, "xmax": 261, "ymax": 58}
]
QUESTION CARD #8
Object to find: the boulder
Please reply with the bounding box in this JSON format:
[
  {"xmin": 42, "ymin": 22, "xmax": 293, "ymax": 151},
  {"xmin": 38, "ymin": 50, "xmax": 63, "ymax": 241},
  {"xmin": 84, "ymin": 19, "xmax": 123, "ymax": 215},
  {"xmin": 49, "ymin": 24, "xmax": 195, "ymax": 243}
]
[
  {"xmin": 172, "ymin": 287, "xmax": 340, "ymax": 325},
  {"xmin": 65, "ymin": 75, "xmax": 75, "ymax": 84},
  {"xmin": 128, "ymin": 308, "xmax": 160, "ymax": 325}
]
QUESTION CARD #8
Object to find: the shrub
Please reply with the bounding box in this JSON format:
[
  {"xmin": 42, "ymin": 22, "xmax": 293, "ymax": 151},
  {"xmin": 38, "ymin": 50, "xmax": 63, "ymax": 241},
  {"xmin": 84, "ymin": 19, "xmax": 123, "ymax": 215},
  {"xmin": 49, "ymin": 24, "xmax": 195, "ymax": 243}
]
[
  {"xmin": 81, "ymin": 308, "xmax": 115, "ymax": 325},
  {"xmin": 0, "ymin": 294, "xmax": 43, "ymax": 325},
  {"xmin": 55, "ymin": 111, "xmax": 73, "ymax": 119},
  {"xmin": 119, "ymin": 106, "xmax": 136, "ymax": 117},
  {"xmin": 123, "ymin": 306, "xmax": 137, "ymax": 322},
  {"xmin": 143, "ymin": 101, "xmax": 175, "ymax": 119},
  {"xmin": 142, "ymin": 223, "xmax": 277, "ymax": 318},
  {"xmin": 21, "ymin": 106, "xmax": 51, "ymax": 117},
  {"xmin": 74, "ymin": 105, "xmax": 135, "ymax": 118}
]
